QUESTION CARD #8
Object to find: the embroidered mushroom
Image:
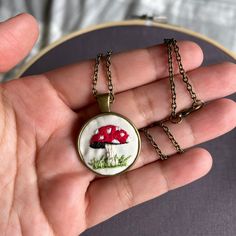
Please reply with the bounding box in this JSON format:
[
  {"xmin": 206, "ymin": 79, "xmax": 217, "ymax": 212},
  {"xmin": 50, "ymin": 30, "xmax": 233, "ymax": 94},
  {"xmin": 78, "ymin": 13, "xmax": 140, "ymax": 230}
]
[{"xmin": 90, "ymin": 125, "xmax": 129, "ymax": 161}]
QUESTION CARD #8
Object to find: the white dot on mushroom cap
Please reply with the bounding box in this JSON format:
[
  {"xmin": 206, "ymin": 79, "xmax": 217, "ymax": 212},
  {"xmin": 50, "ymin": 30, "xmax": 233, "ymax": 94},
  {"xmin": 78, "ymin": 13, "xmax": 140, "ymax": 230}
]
[
  {"xmin": 112, "ymin": 139, "xmax": 120, "ymax": 144},
  {"xmin": 99, "ymin": 135, "xmax": 104, "ymax": 140},
  {"xmin": 107, "ymin": 128, "xmax": 112, "ymax": 134},
  {"xmin": 120, "ymin": 133, "xmax": 125, "ymax": 137}
]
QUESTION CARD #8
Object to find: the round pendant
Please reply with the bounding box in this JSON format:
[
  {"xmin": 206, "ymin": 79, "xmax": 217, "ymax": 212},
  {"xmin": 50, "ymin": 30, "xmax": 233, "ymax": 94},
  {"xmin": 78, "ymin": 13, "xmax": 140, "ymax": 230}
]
[{"xmin": 78, "ymin": 112, "xmax": 141, "ymax": 176}]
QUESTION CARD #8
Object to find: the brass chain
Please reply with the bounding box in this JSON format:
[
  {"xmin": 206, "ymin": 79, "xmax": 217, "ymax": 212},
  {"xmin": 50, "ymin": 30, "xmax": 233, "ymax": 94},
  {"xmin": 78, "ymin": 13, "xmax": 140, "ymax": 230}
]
[
  {"xmin": 92, "ymin": 53, "xmax": 102, "ymax": 99},
  {"xmin": 142, "ymin": 127, "xmax": 168, "ymax": 160},
  {"xmin": 166, "ymin": 39, "xmax": 177, "ymax": 119},
  {"xmin": 159, "ymin": 122, "xmax": 184, "ymax": 154},
  {"xmin": 92, "ymin": 50, "xmax": 114, "ymax": 103},
  {"xmin": 141, "ymin": 38, "xmax": 204, "ymax": 160},
  {"xmin": 165, "ymin": 38, "xmax": 204, "ymax": 123}
]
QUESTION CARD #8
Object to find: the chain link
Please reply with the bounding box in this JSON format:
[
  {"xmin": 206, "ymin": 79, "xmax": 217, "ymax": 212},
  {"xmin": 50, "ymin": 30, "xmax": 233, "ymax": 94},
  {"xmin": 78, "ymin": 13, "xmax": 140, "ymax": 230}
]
[
  {"xmin": 159, "ymin": 122, "xmax": 184, "ymax": 154},
  {"xmin": 173, "ymin": 39, "xmax": 198, "ymax": 104},
  {"xmin": 141, "ymin": 127, "xmax": 168, "ymax": 160},
  {"xmin": 92, "ymin": 51, "xmax": 114, "ymax": 103},
  {"xmin": 105, "ymin": 51, "xmax": 115, "ymax": 102},
  {"xmin": 142, "ymin": 38, "xmax": 204, "ymax": 160},
  {"xmin": 165, "ymin": 39, "xmax": 177, "ymax": 118},
  {"xmin": 92, "ymin": 53, "xmax": 102, "ymax": 99},
  {"xmin": 165, "ymin": 38, "xmax": 204, "ymax": 122}
]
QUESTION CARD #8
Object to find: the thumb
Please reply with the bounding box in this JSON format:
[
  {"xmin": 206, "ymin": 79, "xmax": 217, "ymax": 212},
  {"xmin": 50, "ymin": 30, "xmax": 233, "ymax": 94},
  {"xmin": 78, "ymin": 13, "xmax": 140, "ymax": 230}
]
[{"xmin": 0, "ymin": 13, "xmax": 39, "ymax": 72}]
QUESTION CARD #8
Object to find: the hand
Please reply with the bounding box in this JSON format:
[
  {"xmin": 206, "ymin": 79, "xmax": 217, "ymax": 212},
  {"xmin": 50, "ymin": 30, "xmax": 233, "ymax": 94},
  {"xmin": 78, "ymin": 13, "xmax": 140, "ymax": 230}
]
[{"xmin": 1, "ymin": 14, "xmax": 236, "ymax": 236}]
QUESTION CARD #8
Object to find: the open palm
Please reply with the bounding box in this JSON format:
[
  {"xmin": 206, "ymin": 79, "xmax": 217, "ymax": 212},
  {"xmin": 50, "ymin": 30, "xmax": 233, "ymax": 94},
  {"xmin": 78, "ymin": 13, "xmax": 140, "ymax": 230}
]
[{"xmin": 1, "ymin": 14, "xmax": 236, "ymax": 236}]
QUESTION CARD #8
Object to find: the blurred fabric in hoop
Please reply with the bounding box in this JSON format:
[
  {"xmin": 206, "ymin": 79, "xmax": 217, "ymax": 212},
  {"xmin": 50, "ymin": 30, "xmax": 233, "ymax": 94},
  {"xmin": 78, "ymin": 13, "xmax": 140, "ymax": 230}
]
[{"xmin": 0, "ymin": 0, "xmax": 236, "ymax": 81}]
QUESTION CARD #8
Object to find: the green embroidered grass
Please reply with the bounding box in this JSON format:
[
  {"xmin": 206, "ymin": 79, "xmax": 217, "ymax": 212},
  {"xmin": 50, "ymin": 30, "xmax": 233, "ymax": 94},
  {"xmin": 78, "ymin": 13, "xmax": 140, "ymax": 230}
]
[{"xmin": 88, "ymin": 154, "xmax": 131, "ymax": 169}]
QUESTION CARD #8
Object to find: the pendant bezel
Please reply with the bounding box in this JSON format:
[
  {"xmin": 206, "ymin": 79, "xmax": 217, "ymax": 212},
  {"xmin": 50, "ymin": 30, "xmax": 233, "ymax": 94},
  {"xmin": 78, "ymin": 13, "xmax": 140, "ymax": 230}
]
[{"xmin": 77, "ymin": 112, "xmax": 141, "ymax": 176}]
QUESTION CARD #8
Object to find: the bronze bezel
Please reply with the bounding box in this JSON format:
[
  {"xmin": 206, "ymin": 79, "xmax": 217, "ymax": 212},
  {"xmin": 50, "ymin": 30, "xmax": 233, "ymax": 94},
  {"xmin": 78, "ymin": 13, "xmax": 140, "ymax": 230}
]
[{"xmin": 77, "ymin": 112, "xmax": 141, "ymax": 176}]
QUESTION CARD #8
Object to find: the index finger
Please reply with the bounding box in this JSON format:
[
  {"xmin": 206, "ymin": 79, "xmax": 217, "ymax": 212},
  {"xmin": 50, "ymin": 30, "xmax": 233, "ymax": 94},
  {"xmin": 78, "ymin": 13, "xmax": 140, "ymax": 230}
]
[{"xmin": 45, "ymin": 41, "xmax": 203, "ymax": 110}]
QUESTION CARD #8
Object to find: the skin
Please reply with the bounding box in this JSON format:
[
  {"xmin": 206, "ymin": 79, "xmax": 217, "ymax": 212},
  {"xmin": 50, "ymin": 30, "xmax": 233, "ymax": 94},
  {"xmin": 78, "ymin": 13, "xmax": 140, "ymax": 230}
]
[{"xmin": 0, "ymin": 13, "xmax": 235, "ymax": 236}]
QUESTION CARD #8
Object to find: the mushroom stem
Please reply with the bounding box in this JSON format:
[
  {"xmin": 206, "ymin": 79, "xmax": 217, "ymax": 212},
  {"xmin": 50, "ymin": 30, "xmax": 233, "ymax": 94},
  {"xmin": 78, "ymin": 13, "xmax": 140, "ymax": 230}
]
[{"xmin": 105, "ymin": 143, "xmax": 113, "ymax": 163}]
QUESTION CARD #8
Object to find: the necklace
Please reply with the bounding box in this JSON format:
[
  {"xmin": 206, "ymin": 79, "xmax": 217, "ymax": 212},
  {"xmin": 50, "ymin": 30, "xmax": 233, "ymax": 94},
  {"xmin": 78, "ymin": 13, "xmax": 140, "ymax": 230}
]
[{"xmin": 77, "ymin": 51, "xmax": 141, "ymax": 176}]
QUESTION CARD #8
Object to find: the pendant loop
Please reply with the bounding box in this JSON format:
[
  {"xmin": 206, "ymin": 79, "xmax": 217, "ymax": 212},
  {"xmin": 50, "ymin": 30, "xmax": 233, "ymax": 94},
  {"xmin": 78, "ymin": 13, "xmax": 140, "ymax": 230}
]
[{"xmin": 97, "ymin": 93, "xmax": 111, "ymax": 112}]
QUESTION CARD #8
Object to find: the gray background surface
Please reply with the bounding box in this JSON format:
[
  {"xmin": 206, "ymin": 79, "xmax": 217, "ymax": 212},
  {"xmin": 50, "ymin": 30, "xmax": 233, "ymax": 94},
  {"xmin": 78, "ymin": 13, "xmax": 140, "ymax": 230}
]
[{"xmin": 22, "ymin": 25, "xmax": 236, "ymax": 236}]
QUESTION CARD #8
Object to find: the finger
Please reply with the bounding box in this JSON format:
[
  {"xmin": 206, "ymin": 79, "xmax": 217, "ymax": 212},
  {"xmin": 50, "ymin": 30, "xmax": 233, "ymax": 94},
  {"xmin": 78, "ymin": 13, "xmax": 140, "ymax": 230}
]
[
  {"xmin": 0, "ymin": 13, "xmax": 39, "ymax": 72},
  {"xmin": 45, "ymin": 41, "xmax": 203, "ymax": 109},
  {"xmin": 131, "ymin": 98, "xmax": 236, "ymax": 170},
  {"xmin": 85, "ymin": 148, "xmax": 212, "ymax": 227},
  {"xmin": 80, "ymin": 62, "xmax": 236, "ymax": 128}
]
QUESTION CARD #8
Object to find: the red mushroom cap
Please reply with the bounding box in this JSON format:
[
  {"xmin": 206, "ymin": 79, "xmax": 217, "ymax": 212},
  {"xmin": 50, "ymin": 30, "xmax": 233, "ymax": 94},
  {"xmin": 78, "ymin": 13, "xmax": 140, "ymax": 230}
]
[{"xmin": 90, "ymin": 125, "xmax": 129, "ymax": 148}]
